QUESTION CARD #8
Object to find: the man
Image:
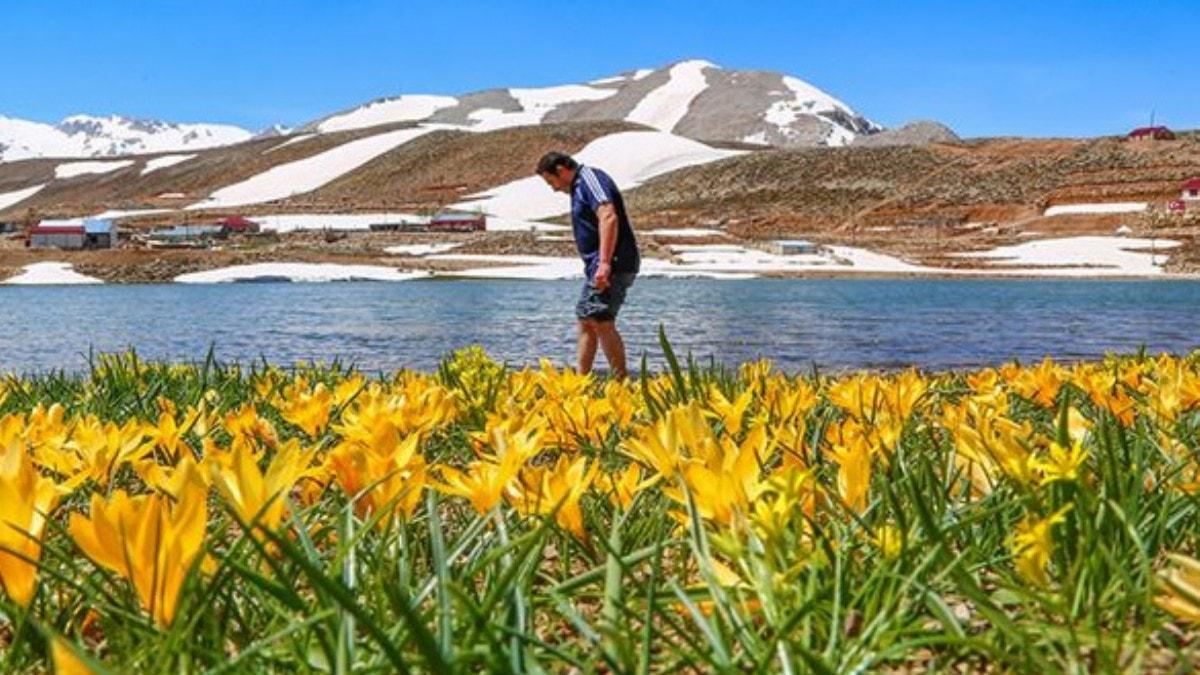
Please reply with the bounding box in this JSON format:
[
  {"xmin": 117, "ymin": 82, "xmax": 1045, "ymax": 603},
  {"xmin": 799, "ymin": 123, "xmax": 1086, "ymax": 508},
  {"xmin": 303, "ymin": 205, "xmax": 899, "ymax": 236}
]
[{"xmin": 536, "ymin": 152, "xmax": 640, "ymax": 380}]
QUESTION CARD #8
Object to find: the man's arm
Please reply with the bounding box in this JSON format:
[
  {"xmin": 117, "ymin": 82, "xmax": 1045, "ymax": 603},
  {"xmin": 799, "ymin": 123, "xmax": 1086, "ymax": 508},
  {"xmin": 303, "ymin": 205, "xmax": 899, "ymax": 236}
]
[{"xmin": 594, "ymin": 203, "xmax": 618, "ymax": 291}]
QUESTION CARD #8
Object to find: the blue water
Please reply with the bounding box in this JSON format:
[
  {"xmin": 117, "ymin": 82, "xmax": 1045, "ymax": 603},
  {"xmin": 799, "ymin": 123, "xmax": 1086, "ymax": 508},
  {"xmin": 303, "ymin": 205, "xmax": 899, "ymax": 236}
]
[{"xmin": 2, "ymin": 278, "xmax": 1198, "ymax": 375}]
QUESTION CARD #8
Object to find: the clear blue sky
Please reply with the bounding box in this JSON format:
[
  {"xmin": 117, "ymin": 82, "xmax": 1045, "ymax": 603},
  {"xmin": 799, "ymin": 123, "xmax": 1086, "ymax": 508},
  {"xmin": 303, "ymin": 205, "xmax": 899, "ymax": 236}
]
[{"xmin": 1, "ymin": 0, "xmax": 1194, "ymax": 138}]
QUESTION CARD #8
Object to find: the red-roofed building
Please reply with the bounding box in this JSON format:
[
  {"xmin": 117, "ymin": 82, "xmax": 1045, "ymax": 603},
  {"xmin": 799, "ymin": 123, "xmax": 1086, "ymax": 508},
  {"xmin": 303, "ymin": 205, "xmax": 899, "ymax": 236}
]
[
  {"xmin": 1127, "ymin": 126, "xmax": 1175, "ymax": 141},
  {"xmin": 217, "ymin": 216, "xmax": 260, "ymax": 233},
  {"xmin": 1182, "ymin": 178, "xmax": 1200, "ymax": 201},
  {"xmin": 429, "ymin": 212, "xmax": 486, "ymax": 232},
  {"xmin": 28, "ymin": 222, "xmax": 86, "ymax": 249}
]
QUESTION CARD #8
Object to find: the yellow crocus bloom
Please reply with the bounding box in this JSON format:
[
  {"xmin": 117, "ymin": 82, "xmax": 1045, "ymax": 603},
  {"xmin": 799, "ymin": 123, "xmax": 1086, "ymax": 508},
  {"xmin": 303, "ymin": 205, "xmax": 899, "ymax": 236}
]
[
  {"xmin": 278, "ymin": 382, "xmax": 333, "ymax": 438},
  {"xmin": 1010, "ymin": 504, "xmax": 1071, "ymax": 587},
  {"xmin": 509, "ymin": 455, "xmax": 598, "ymax": 540},
  {"xmin": 1156, "ymin": 553, "xmax": 1200, "ymax": 624},
  {"xmin": 1030, "ymin": 439, "xmax": 1088, "ymax": 485},
  {"xmin": 0, "ymin": 440, "xmax": 60, "ymax": 607},
  {"xmin": 68, "ymin": 474, "xmax": 208, "ymax": 627},
  {"xmin": 63, "ymin": 417, "xmax": 150, "ymax": 489},
  {"xmin": 435, "ymin": 434, "xmax": 529, "ymax": 514},
  {"xmin": 209, "ymin": 438, "xmax": 311, "ymax": 531}
]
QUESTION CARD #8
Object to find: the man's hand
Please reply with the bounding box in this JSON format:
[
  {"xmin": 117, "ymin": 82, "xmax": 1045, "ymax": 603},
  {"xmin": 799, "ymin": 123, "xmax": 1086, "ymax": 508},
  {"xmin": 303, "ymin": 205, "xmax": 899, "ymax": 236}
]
[{"xmin": 594, "ymin": 261, "xmax": 612, "ymax": 291}]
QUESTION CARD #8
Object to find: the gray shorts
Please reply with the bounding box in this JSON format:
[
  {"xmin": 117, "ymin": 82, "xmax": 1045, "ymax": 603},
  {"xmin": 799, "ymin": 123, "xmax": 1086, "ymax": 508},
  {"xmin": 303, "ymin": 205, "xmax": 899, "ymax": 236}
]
[{"xmin": 576, "ymin": 272, "xmax": 636, "ymax": 321}]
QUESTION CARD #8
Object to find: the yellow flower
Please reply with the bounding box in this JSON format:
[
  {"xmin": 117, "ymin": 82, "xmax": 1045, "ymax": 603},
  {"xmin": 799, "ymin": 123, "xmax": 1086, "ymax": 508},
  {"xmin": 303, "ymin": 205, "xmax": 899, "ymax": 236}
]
[
  {"xmin": 1156, "ymin": 553, "xmax": 1200, "ymax": 623},
  {"xmin": 63, "ymin": 417, "xmax": 150, "ymax": 489},
  {"xmin": 704, "ymin": 384, "xmax": 755, "ymax": 434},
  {"xmin": 329, "ymin": 431, "xmax": 428, "ymax": 523},
  {"xmin": 278, "ymin": 382, "xmax": 333, "ymax": 438},
  {"xmin": 509, "ymin": 455, "xmax": 598, "ymax": 540},
  {"xmin": 435, "ymin": 451, "xmax": 524, "ymax": 514},
  {"xmin": 1030, "ymin": 439, "xmax": 1087, "ymax": 485},
  {"xmin": 209, "ymin": 438, "xmax": 312, "ymax": 531},
  {"xmin": 1012, "ymin": 357, "xmax": 1064, "ymax": 408},
  {"xmin": 223, "ymin": 404, "xmax": 278, "ymax": 452},
  {"xmin": 622, "ymin": 402, "xmax": 711, "ymax": 478},
  {"xmin": 600, "ymin": 463, "xmax": 643, "ymax": 511},
  {"xmin": 826, "ymin": 420, "xmax": 873, "ymax": 513},
  {"xmin": 1010, "ymin": 505, "xmax": 1071, "ymax": 586},
  {"xmin": 0, "ymin": 440, "xmax": 60, "ymax": 607},
  {"xmin": 68, "ymin": 473, "xmax": 208, "ymax": 627},
  {"xmin": 434, "ymin": 427, "xmax": 536, "ymax": 513},
  {"xmin": 872, "ymin": 524, "xmax": 904, "ymax": 561}
]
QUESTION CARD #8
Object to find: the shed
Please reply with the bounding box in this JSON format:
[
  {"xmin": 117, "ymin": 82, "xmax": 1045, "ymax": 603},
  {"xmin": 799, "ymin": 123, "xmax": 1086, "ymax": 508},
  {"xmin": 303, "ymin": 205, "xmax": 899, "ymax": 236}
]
[
  {"xmin": 83, "ymin": 218, "xmax": 116, "ymax": 249},
  {"xmin": 430, "ymin": 212, "xmax": 486, "ymax": 232},
  {"xmin": 217, "ymin": 215, "xmax": 260, "ymax": 233},
  {"xmin": 769, "ymin": 239, "xmax": 821, "ymax": 255},
  {"xmin": 29, "ymin": 221, "xmax": 86, "ymax": 249},
  {"xmin": 1182, "ymin": 178, "xmax": 1200, "ymax": 201},
  {"xmin": 1127, "ymin": 126, "xmax": 1175, "ymax": 141}
]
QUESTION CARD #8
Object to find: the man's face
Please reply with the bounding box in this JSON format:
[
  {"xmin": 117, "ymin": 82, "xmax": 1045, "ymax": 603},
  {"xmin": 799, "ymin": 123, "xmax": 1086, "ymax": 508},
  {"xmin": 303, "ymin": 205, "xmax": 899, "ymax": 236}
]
[{"xmin": 539, "ymin": 166, "xmax": 574, "ymax": 194}]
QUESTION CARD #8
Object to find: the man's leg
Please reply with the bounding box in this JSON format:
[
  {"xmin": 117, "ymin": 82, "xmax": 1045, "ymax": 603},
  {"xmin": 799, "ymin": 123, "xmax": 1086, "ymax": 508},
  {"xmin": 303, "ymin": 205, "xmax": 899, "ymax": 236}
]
[
  {"xmin": 594, "ymin": 320, "xmax": 628, "ymax": 380},
  {"xmin": 577, "ymin": 319, "xmax": 599, "ymax": 374}
]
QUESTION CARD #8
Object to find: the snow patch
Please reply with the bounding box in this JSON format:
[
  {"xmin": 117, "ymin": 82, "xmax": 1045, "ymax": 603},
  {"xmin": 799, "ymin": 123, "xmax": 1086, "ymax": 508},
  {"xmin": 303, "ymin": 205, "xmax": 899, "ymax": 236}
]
[
  {"xmin": 762, "ymin": 75, "xmax": 862, "ymax": 146},
  {"xmin": 484, "ymin": 216, "xmax": 569, "ymax": 233},
  {"xmin": 55, "ymin": 160, "xmax": 134, "ymax": 179},
  {"xmin": 954, "ymin": 236, "xmax": 1177, "ymax": 276},
  {"xmin": 0, "ymin": 184, "xmax": 45, "ymax": 211},
  {"xmin": 453, "ymin": 130, "xmax": 741, "ymax": 220},
  {"xmin": 467, "ymin": 85, "xmax": 616, "ymax": 131},
  {"xmin": 385, "ymin": 242, "xmax": 464, "ymax": 256},
  {"xmin": 189, "ymin": 126, "xmax": 441, "ymax": 209},
  {"xmin": 428, "ymin": 241, "xmax": 926, "ymax": 280},
  {"xmin": 625, "ymin": 60, "xmax": 713, "ymax": 132},
  {"xmin": 141, "ymin": 154, "xmax": 195, "ymax": 175},
  {"xmin": 265, "ymin": 134, "xmax": 316, "ymax": 152},
  {"xmin": 317, "ymin": 96, "xmax": 458, "ymax": 132},
  {"xmin": 175, "ymin": 263, "xmax": 430, "ymax": 284},
  {"xmin": 3, "ymin": 262, "xmax": 103, "ymax": 285},
  {"xmin": 644, "ymin": 228, "xmax": 726, "ymax": 238},
  {"xmin": 1043, "ymin": 202, "xmax": 1147, "ymax": 216}
]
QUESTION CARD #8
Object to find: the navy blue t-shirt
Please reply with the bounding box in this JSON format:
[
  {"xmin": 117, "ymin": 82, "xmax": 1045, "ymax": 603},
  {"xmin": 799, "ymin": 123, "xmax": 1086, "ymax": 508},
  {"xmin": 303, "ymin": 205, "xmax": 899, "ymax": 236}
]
[{"xmin": 571, "ymin": 165, "xmax": 640, "ymax": 278}]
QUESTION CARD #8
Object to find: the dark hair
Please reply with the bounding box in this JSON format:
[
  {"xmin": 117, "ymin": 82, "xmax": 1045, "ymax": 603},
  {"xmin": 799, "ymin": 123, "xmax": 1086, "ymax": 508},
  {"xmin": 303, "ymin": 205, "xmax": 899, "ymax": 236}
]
[{"xmin": 536, "ymin": 151, "xmax": 578, "ymax": 175}]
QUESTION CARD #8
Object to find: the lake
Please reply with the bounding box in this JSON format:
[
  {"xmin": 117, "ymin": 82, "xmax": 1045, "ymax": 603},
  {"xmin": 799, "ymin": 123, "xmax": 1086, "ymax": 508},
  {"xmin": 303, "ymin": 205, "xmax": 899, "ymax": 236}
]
[{"xmin": 2, "ymin": 278, "xmax": 1198, "ymax": 375}]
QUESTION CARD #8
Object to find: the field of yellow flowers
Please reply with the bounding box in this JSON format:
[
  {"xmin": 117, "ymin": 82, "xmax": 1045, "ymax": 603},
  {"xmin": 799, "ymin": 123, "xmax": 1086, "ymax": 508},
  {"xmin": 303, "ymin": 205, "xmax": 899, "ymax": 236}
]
[{"xmin": 4, "ymin": 341, "xmax": 1200, "ymax": 673}]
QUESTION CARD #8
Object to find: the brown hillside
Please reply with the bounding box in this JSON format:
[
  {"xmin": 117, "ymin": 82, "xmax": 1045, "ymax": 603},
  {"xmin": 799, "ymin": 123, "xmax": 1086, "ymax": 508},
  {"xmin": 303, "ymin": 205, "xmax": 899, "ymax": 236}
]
[
  {"xmin": 285, "ymin": 120, "xmax": 643, "ymax": 212},
  {"xmin": 626, "ymin": 135, "xmax": 1200, "ymax": 236},
  {"xmin": 0, "ymin": 123, "xmax": 423, "ymax": 220}
]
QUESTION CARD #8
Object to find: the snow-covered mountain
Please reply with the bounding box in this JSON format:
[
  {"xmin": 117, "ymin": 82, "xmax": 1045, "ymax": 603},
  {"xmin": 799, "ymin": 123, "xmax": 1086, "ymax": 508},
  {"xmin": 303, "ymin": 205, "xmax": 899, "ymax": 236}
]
[
  {"xmin": 0, "ymin": 114, "xmax": 252, "ymax": 161},
  {"xmin": 306, "ymin": 60, "xmax": 880, "ymax": 147},
  {"xmin": 0, "ymin": 59, "xmax": 878, "ymax": 164}
]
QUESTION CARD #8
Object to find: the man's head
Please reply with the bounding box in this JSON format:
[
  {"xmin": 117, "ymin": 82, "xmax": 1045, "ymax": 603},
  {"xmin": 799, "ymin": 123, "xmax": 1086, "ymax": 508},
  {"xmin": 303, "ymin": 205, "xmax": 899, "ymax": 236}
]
[{"xmin": 536, "ymin": 151, "xmax": 578, "ymax": 193}]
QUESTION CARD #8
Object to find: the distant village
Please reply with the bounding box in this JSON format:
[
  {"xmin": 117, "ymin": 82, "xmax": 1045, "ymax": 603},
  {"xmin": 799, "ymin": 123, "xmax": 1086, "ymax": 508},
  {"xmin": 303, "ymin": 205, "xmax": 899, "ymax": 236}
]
[
  {"xmin": 0, "ymin": 211, "xmax": 488, "ymax": 251},
  {"xmin": 1, "ymin": 125, "xmax": 1197, "ymax": 259}
]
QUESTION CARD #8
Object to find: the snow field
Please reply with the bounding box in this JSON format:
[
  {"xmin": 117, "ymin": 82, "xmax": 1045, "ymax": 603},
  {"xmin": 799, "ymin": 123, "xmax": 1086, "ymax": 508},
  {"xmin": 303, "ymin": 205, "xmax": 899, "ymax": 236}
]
[
  {"xmin": 55, "ymin": 160, "xmax": 135, "ymax": 179},
  {"xmin": 188, "ymin": 126, "xmax": 442, "ymax": 209},
  {"xmin": 2, "ymin": 262, "xmax": 103, "ymax": 285},
  {"xmin": 452, "ymin": 130, "xmax": 742, "ymax": 220}
]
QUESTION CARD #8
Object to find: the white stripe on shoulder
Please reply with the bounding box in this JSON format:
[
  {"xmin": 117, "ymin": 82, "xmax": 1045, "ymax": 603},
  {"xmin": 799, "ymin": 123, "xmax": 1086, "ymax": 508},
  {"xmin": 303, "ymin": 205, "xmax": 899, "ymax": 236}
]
[{"xmin": 582, "ymin": 166, "xmax": 610, "ymax": 202}]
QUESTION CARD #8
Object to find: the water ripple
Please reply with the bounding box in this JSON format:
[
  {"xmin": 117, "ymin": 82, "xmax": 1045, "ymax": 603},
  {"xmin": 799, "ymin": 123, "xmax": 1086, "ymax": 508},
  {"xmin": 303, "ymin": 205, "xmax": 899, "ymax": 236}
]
[{"xmin": 2, "ymin": 278, "xmax": 1199, "ymax": 375}]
